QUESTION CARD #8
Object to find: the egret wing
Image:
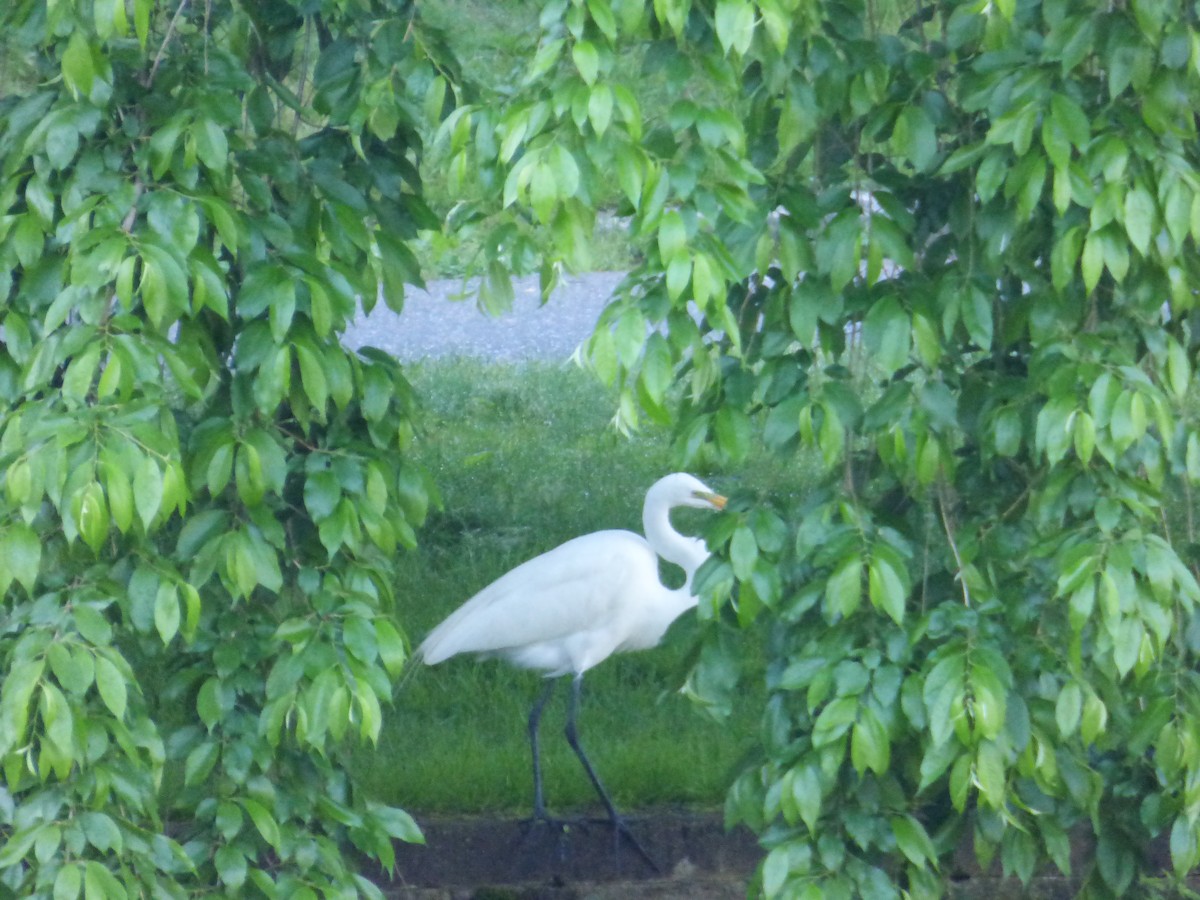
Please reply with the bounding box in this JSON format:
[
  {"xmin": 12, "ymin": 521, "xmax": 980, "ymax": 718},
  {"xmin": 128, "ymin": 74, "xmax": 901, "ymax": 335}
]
[{"xmin": 418, "ymin": 529, "xmax": 655, "ymax": 664}]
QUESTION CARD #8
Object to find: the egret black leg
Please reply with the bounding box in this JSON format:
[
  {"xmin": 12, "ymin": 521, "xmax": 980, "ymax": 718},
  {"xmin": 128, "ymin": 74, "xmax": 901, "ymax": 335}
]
[
  {"xmin": 527, "ymin": 679, "xmax": 557, "ymax": 821},
  {"xmin": 563, "ymin": 674, "xmax": 659, "ymax": 872}
]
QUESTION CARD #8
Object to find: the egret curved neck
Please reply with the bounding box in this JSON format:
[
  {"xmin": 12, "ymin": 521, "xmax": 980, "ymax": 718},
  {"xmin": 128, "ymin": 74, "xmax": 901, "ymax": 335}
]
[{"xmin": 643, "ymin": 503, "xmax": 708, "ymax": 589}]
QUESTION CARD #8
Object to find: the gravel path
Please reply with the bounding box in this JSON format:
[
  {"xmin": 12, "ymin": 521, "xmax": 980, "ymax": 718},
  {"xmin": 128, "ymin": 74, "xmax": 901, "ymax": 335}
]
[{"xmin": 342, "ymin": 271, "xmax": 625, "ymax": 362}]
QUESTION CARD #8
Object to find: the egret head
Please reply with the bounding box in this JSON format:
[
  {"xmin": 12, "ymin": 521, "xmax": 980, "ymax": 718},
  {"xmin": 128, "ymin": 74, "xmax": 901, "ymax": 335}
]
[{"xmin": 648, "ymin": 472, "xmax": 727, "ymax": 511}]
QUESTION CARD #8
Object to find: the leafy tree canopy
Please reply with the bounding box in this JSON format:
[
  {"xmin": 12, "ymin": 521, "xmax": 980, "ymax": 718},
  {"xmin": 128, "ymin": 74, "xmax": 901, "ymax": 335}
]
[
  {"xmin": 0, "ymin": 0, "xmax": 447, "ymax": 895},
  {"xmin": 7, "ymin": 0, "xmax": 1200, "ymax": 897},
  {"xmin": 447, "ymin": 0, "xmax": 1200, "ymax": 895}
]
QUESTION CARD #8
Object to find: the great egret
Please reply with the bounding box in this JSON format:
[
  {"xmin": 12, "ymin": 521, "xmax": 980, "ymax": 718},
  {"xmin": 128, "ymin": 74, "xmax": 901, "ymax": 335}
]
[{"xmin": 417, "ymin": 472, "xmax": 727, "ymax": 866}]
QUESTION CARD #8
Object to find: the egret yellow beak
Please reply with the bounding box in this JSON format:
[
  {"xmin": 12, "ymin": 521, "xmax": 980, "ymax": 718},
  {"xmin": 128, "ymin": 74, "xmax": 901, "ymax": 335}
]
[{"xmin": 701, "ymin": 491, "xmax": 727, "ymax": 510}]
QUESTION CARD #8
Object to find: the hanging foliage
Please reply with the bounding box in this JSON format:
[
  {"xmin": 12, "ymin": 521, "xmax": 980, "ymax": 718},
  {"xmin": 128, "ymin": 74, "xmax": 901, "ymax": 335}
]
[
  {"xmin": 0, "ymin": 0, "xmax": 451, "ymax": 894},
  {"xmin": 458, "ymin": 0, "xmax": 1200, "ymax": 895}
]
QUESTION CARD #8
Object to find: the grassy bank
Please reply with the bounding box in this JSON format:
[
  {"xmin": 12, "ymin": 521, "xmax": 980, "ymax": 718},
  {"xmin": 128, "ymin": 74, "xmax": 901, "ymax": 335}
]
[{"xmin": 353, "ymin": 360, "xmax": 770, "ymax": 815}]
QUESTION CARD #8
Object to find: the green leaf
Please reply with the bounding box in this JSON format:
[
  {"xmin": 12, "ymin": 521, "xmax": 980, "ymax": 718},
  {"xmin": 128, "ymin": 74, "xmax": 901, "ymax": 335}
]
[
  {"xmin": 197, "ymin": 677, "xmax": 223, "ymax": 729},
  {"xmin": 714, "ymin": 406, "xmax": 751, "ymax": 461},
  {"xmin": 1081, "ymin": 689, "xmax": 1108, "ymax": 744},
  {"xmin": 61, "ymin": 32, "xmax": 95, "ymax": 99},
  {"xmin": 102, "ymin": 460, "xmax": 133, "ymax": 533},
  {"xmin": 83, "ymin": 861, "xmax": 126, "ymax": 900},
  {"xmin": 975, "ymin": 151, "xmax": 1006, "ymax": 202},
  {"xmin": 658, "ymin": 209, "xmax": 687, "ymax": 260},
  {"xmin": 0, "ymin": 657, "xmax": 44, "ymax": 750},
  {"xmin": 94, "ymin": 655, "xmax": 128, "ymax": 721},
  {"xmin": 215, "ymin": 845, "xmax": 248, "ymax": 890},
  {"xmin": 242, "ymin": 798, "xmax": 282, "ymax": 851},
  {"xmin": 40, "ymin": 682, "xmax": 75, "ymax": 759},
  {"xmin": 1167, "ymin": 338, "xmax": 1191, "ymax": 400},
  {"xmin": 192, "ymin": 118, "xmax": 229, "ymax": 173},
  {"xmin": 1113, "ymin": 617, "xmax": 1143, "ymax": 677},
  {"xmin": 1041, "ymin": 115, "xmax": 1071, "ymax": 170},
  {"xmin": 1081, "ymin": 231, "xmax": 1104, "ymax": 293},
  {"xmin": 53, "ymin": 863, "xmax": 83, "ymax": 900},
  {"xmin": 893, "ymin": 106, "xmax": 938, "ymax": 172},
  {"xmin": 714, "ymin": 0, "xmax": 755, "ymax": 55},
  {"xmin": 62, "ymin": 345, "xmax": 101, "ymax": 402},
  {"xmin": 948, "ymin": 753, "xmax": 972, "ymax": 812},
  {"xmin": 184, "ymin": 740, "xmax": 219, "ymax": 787},
  {"xmin": 1124, "ymin": 184, "xmax": 1155, "ymax": 255},
  {"xmin": 154, "ymin": 582, "xmax": 181, "ymax": 645},
  {"xmin": 587, "ymin": 85, "xmax": 613, "ymax": 136},
  {"xmin": 667, "ymin": 255, "xmax": 692, "ymax": 300},
  {"xmin": 343, "ymin": 615, "xmax": 378, "ymax": 663},
  {"xmin": 133, "ymin": 456, "xmax": 164, "ymax": 530},
  {"xmin": 974, "ymin": 740, "xmax": 1006, "ymax": 808},
  {"xmin": 77, "ymin": 482, "xmax": 109, "ymax": 553},
  {"xmin": 730, "ymin": 525, "xmax": 758, "ymax": 581},
  {"xmin": 370, "ymin": 803, "xmax": 424, "ymax": 843},
  {"xmin": 863, "ymin": 297, "xmax": 910, "ymax": 377},
  {"xmin": 850, "ymin": 708, "xmax": 890, "ymax": 775},
  {"xmin": 825, "ymin": 554, "xmax": 862, "ymax": 619},
  {"xmin": 691, "ymin": 252, "xmax": 721, "ymax": 311},
  {"xmin": 813, "ymin": 696, "xmax": 858, "ymax": 747},
  {"xmin": 791, "ymin": 765, "xmax": 821, "ymax": 833},
  {"xmin": 613, "ymin": 307, "xmax": 647, "ymax": 366},
  {"xmin": 48, "ymin": 643, "xmax": 93, "ymax": 695},
  {"xmin": 81, "ymin": 811, "xmax": 123, "ymax": 854},
  {"xmin": 1050, "ymin": 93, "xmax": 1090, "ymax": 148},
  {"xmin": 236, "ymin": 443, "xmax": 265, "ymax": 506},
  {"xmin": 868, "ymin": 553, "xmax": 907, "ymax": 624},
  {"xmin": 295, "ymin": 344, "xmax": 329, "ymax": 414},
  {"xmin": 1171, "ymin": 816, "xmax": 1199, "ymax": 876},
  {"xmin": 762, "ymin": 844, "xmax": 790, "ymax": 896},
  {"xmin": 1055, "ymin": 681, "xmax": 1082, "ymax": 737},
  {"xmin": 45, "ymin": 119, "xmax": 80, "ymax": 170},
  {"xmin": 374, "ymin": 618, "xmax": 408, "ymax": 678},
  {"xmin": 529, "ymin": 161, "xmax": 557, "ymax": 223},
  {"xmin": 5, "ymin": 523, "xmax": 41, "ymax": 593},
  {"xmin": 572, "ymin": 40, "xmax": 599, "ymax": 84},
  {"xmin": 892, "ymin": 815, "xmax": 937, "ymax": 869}
]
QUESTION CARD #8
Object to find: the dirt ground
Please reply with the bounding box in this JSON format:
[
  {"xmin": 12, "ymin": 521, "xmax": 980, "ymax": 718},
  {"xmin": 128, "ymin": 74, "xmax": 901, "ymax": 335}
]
[
  {"xmin": 361, "ymin": 811, "xmax": 758, "ymax": 899},
  {"xmin": 359, "ymin": 812, "xmax": 1121, "ymax": 900}
]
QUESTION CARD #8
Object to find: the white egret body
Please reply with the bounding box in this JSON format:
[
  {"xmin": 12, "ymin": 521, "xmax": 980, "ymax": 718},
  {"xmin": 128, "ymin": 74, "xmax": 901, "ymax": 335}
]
[{"xmin": 417, "ymin": 472, "xmax": 726, "ymax": 867}]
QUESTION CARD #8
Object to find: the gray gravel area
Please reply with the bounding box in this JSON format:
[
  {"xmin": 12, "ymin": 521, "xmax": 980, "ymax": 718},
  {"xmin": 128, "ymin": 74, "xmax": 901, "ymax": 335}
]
[{"xmin": 342, "ymin": 271, "xmax": 625, "ymax": 362}]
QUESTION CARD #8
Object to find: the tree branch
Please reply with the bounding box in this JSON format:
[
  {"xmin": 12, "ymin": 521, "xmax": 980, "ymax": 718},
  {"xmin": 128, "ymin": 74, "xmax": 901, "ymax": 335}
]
[
  {"xmin": 145, "ymin": 0, "xmax": 191, "ymax": 89},
  {"xmin": 938, "ymin": 481, "xmax": 971, "ymax": 607}
]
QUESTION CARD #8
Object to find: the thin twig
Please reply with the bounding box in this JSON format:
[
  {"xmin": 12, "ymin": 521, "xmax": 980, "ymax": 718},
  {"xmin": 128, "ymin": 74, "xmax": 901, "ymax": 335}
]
[
  {"xmin": 1159, "ymin": 502, "xmax": 1174, "ymax": 548},
  {"xmin": 204, "ymin": 0, "xmax": 212, "ymax": 75},
  {"xmin": 843, "ymin": 439, "xmax": 856, "ymax": 499},
  {"xmin": 977, "ymin": 467, "xmax": 1034, "ymax": 544},
  {"xmin": 921, "ymin": 503, "xmax": 931, "ymax": 613},
  {"xmin": 938, "ymin": 481, "xmax": 971, "ymax": 607},
  {"xmin": 121, "ymin": 179, "xmax": 145, "ymax": 233},
  {"xmin": 292, "ymin": 16, "xmax": 314, "ymax": 139},
  {"xmin": 146, "ymin": 0, "xmax": 191, "ymax": 89},
  {"xmin": 1186, "ymin": 477, "xmax": 1196, "ymax": 546}
]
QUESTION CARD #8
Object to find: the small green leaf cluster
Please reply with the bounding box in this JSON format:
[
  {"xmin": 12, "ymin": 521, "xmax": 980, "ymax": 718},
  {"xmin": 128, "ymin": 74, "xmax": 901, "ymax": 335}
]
[
  {"xmin": 476, "ymin": 0, "xmax": 1200, "ymax": 895},
  {"xmin": 1, "ymin": 0, "xmax": 445, "ymax": 895}
]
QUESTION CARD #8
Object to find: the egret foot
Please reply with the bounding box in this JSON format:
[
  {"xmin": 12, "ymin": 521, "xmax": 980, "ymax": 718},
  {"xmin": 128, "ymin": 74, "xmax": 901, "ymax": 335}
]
[
  {"xmin": 604, "ymin": 814, "xmax": 660, "ymax": 874},
  {"xmin": 520, "ymin": 807, "xmax": 582, "ymax": 835},
  {"xmin": 515, "ymin": 811, "xmax": 577, "ymax": 866}
]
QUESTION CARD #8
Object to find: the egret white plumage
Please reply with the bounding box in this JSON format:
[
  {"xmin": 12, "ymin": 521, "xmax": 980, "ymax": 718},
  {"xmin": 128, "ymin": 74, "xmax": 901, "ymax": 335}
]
[{"xmin": 417, "ymin": 472, "xmax": 727, "ymax": 865}]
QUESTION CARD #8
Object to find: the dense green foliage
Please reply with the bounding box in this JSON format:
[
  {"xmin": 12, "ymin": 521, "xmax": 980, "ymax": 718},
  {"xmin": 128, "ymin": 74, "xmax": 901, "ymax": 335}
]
[
  {"xmin": 0, "ymin": 0, "xmax": 447, "ymax": 895},
  {"xmin": 8, "ymin": 0, "xmax": 1200, "ymax": 896},
  {"xmin": 448, "ymin": 0, "xmax": 1200, "ymax": 896}
]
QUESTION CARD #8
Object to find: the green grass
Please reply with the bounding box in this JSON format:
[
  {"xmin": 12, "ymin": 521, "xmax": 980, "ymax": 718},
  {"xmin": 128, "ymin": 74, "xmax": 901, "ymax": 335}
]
[
  {"xmin": 352, "ymin": 360, "xmax": 767, "ymax": 815},
  {"xmin": 418, "ymin": 0, "xmax": 542, "ymax": 93}
]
